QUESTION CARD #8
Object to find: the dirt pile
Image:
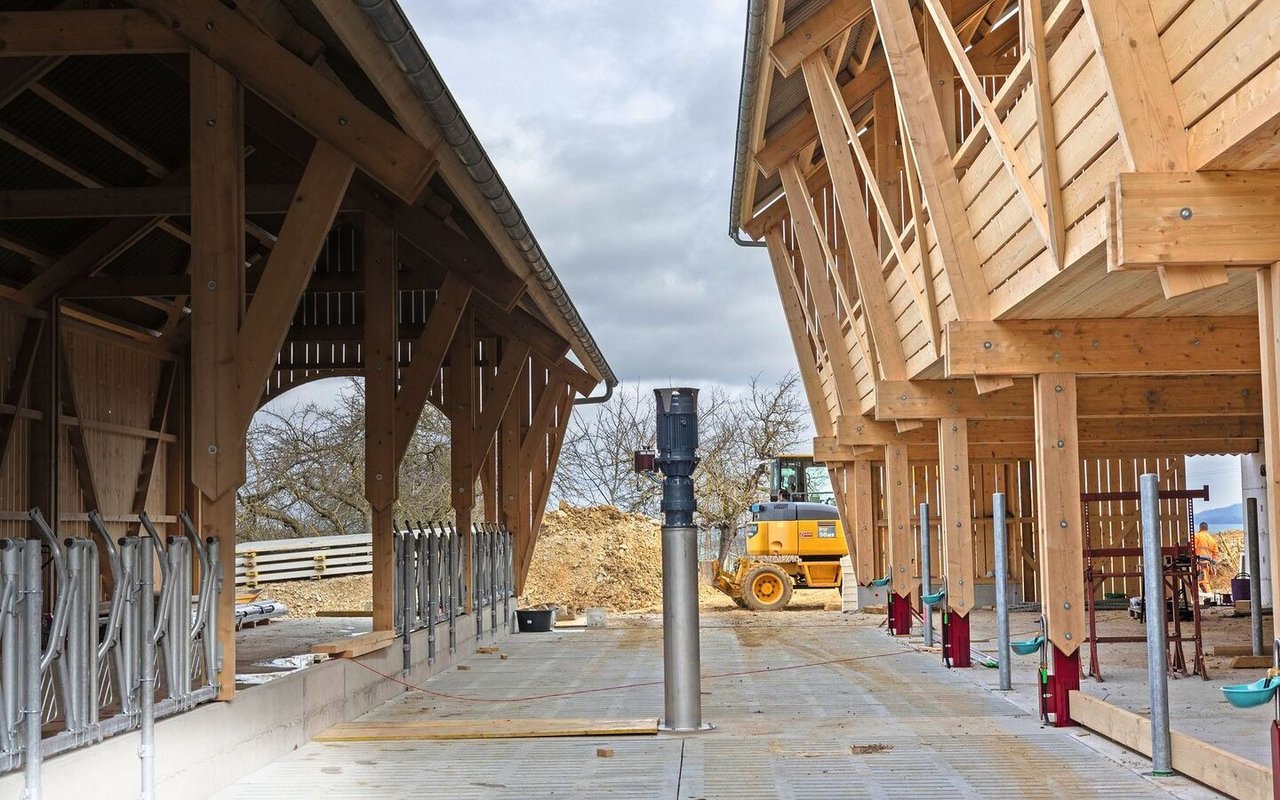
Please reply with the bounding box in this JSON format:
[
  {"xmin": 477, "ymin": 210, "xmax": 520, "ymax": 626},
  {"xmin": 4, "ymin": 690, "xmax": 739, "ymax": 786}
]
[
  {"xmin": 1204, "ymin": 529, "xmax": 1245, "ymax": 595},
  {"xmin": 521, "ymin": 504, "xmax": 668, "ymax": 616},
  {"xmin": 260, "ymin": 573, "xmax": 373, "ymax": 618}
]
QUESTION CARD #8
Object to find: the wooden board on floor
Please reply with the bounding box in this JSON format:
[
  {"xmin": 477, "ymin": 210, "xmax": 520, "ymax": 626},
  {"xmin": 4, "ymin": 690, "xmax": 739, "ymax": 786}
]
[
  {"xmin": 316, "ymin": 717, "xmax": 660, "ymax": 742},
  {"xmin": 1230, "ymin": 655, "xmax": 1273, "ymax": 669},
  {"xmin": 1069, "ymin": 691, "xmax": 1272, "ymax": 800},
  {"xmin": 310, "ymin": 629, "xmax": 395, "ymax": 659},
  {"xmin": 1213, "ymin": 644, "xmax": 1258, "ymax": 657}
]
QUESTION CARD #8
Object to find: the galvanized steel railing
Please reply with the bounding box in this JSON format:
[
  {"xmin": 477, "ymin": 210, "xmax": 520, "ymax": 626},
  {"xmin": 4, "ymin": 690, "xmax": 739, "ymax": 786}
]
[
  {"xmin": 0, "ymin": 508, "xmax": 221, "ymax": 797},
  {"xmin": 392, "ymin": 522, "xmax": 513, "ymax": 673}
]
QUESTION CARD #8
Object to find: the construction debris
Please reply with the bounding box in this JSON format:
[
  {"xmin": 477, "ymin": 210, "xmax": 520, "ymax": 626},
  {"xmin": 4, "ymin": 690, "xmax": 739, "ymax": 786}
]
[
  {"xmin": 596, "ymin": 747, "xmax": 615, "ymax": 758},
  {"xmin": 522, "ymin": 504, "xmax": 721, "ymax": 616}
]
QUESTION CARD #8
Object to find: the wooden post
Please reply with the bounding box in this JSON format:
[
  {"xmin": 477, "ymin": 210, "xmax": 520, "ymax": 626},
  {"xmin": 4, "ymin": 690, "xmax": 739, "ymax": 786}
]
[
  {"xmin": 1257, "ymin": 268, "xmax": 1280, "ymax": 641},
  {"xmin": 498, "ymin": 391, "xmax": 524, "ymax": 591},
  {"xmin": 851, "ymin": 459, "xmax": 877, "ymax": 586},
  {"xmin": 1034, "ymin": 373, "xmax": 1084, "ymax": 723},
  {"xmin": 938, "ymin": 416, "xmax": 975, "ymax": 614},
  {"xmin": 920, "ymin": 0, "xmax": 956, "ymax": 153},
  {"xmin": 872, "ymin": 85, "xmax": 902, "ymax": 260},
  {"xmin": 27, "ymin": 301, "xmax": 58, "ymax": 539},
  {"xmin": 363, "ymin": 216, "xmax": 397, "ymax": 632},
  {"xmin": 189, "ymin": 51, "xmax": 245, "ymax": 701},
  {"xmin": 885, "ymin": 443, "xmax": 913, "ymax": 633},
  {"xmin": 448, "ymin": 311, "xmax": 476, "ymax": 613}
]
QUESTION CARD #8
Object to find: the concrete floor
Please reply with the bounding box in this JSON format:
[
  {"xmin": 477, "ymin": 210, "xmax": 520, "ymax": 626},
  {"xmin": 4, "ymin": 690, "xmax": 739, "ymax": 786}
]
[
  {"xmin": 947, "ymin": 606, "xmax": 1277, "ymax": 769},
  {"xmin": 214, "ymin": 610, "xmax": 1224, "ymax": 799}
]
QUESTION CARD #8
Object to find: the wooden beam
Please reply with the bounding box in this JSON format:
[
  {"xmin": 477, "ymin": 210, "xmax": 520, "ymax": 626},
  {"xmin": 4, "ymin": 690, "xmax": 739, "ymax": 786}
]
[
  {"xmin": 1033, "ymin": 373, "xmax": 1084, "ymax": 655},
  {"xmin": 850, "ymin": 459, "xmax": 877, "ymax": 583},
  {"xmin": 870, "ymin": 0, "xmax": 990, "ymax": 320},
  {"xmin": 30, "ymin": 82, "xmax": 169, "ymax": 178},
  {"xmin": 1111, "ymin": 171, "xmax": 1280, "ymax": 269},
  {"xmin": 938, "ymin": 416, "xmax": 974, "ymax": 614},
  {"xmin": 0, "ymin": 10, "xmax": 185, "ymax": 55},
  {"xmin": 1258, "ymin": 268, "xmax": 1280, "ymax": 644},
  {"xmin": 1082, "ymin": 0, "xmax": 1226, "ymax": 297},
  {"xmin": 0, "ymin": 184, "xmax": 351, "ymax": 220},
  {"xmin": 802, "ymin": 54, "xmax": 908, "ymax": 380},
  {"xmin": 0, "ymin": 318, "xmax": 42, "ymax": 468},
  {"xmin": 921, "ymin": 0, "xmax": 1052, "ymax": 250},
  {"xmin": 128, "ymin": 361, "xmax": 177, "ymax": 533},
  {"xmin": 134, "ymin": 0, "xmax": 434, "ymax": 205},
  {"xmin": 13, "ymin": 217, "xmax": 163, "ymax": 307},
  {"xmin": 473, "ymin": 345, "xmax": 531, "ymax": 467},
  {"xmin": 945, "ymin": 318, "xmax": 1261, "ymax": 376},
  {"xmin": 876, "ymin": 375, "xmax": 1263, "ymax": 419},
  {"xmin": 363, "ymin": 216, "xmax": 397, "ymax": 632},
  {"xmin": 765, "ymin": 231, "xmax": 835, "ymax": 437},
  {"xmin": 772, "ymin": 0, "xmax": 872, "ymax": 77},
  {"xmin": 188, "ymin": 52, "xmax": 244, "ymax": 701},
  {"xmin": 1022, "ymin": 0, "xmax": 1064, "ymax": 268},
  {"xmin": 754, "ymin": 58, "xmax": 891, "ymax": 177},
  {"xmin": 394, "ymin": 273, "xmax": 472, "ymax": 468},
  {"xmin": 779, "ymin": 166, "xmax": 862, "ymax": 414},
  {"xmin": 1069, "ymin": 691, "xmax": 1273, "ymax": 800},
  {"xmin": 884, "ymin": 443, "xmax": 914, "ymax": 599},
  {"xmin": 472, "ymin": 297, "xmax": 570, "ymax": 368},
  {"xmin": 236, "ymin": 141, "xmax": 355, "ymax": 421},
  {"xmin": 448, "ymin": 311, "xmax": 476, "ymax": 612}
]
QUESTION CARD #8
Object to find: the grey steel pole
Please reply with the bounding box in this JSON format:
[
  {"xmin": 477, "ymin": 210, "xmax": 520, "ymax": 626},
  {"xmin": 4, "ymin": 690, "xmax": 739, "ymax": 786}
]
[
  {"xmin": 1247, "ymin": 498, "xmax": 1265, "ymax": 656},
  {"xmin": 139, "ymin": 535, "xmax": 156, "ymax": 800},
  {"xmin": 1139, "ymin": 473, "xmax": 1173, "ymax": 777},
  {"xmin": 993, "ymin": 492, "xmax": 1011, "ymax": 691},
  {"xmin": 22, "ymin": 540, "xmax": 42, "ymax": 800},
  {"xmin": 205, "ymin": 537, "xmax": 220, "ymax": 689},
  {"xmin": 399, "ymin": 525, "xmax": 412, "ymax": 676},
  {"xmin": 919, "ymin": 502, "xmax": 933, "ymax": 649},
  {"xmin": 654, "ymin": 388, "xmax": 705, "ymax": 732}
]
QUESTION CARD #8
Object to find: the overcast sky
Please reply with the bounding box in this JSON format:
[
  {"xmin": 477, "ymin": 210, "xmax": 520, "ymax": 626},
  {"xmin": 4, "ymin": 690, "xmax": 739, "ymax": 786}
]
[{"xmin": 403, "ymin": 0, "xmax": 791, "ymax": 394}]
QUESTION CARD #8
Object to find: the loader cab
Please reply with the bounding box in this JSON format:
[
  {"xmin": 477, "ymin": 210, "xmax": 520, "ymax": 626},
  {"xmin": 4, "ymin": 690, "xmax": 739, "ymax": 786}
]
[{"xmin": 769, "ymin": 454, "xmax": 835, "ymax": 505}]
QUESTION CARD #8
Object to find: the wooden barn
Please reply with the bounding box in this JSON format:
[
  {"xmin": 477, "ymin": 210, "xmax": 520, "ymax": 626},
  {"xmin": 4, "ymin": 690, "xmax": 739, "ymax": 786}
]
[
  {"xmin": 729, "ymin": 0, "xmax": 1280, "ymax": 756},
  {"xmin": 0, "ymin": 1, "xmax": 613, "ymax": 794}
]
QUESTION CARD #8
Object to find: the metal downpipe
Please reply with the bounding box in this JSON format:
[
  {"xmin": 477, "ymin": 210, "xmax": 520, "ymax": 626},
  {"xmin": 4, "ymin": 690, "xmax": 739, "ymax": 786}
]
[{"xmin": 729, "ymin": 0, "xmax": 769, "ymax": 248}]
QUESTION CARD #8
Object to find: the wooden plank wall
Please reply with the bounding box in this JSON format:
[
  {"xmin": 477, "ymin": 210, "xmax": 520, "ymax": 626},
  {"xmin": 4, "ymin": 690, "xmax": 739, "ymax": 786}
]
[
  {"xmin": 0, "ymin": 315, "xmax": 177, "ymax": 543},
  {"xmin": 862, "ymin": 455, "xmax": 1189, "ymax": 603}
]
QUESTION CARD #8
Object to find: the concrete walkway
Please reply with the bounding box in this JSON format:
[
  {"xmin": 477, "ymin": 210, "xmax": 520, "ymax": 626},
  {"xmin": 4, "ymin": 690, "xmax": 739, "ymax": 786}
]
[{"xmin": 215, "ymin": 612, "xmax": 1220, "ymax": 799}]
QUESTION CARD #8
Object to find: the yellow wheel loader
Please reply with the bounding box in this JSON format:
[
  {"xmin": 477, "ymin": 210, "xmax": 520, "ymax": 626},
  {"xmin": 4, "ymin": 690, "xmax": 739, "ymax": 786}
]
[{"xmin": 711, "ymin": 455, "xmax": 846, "ymax": 611}]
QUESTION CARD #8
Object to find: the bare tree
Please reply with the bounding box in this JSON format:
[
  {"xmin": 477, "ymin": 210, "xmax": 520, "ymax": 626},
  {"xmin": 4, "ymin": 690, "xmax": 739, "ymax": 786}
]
[
  {"xmin": 552, "ymin": 373, "xmax": 807, "ymax": 531},
  {"xmin": 238, "ymin": 379, "xmax": 453, "ymax": 541}
]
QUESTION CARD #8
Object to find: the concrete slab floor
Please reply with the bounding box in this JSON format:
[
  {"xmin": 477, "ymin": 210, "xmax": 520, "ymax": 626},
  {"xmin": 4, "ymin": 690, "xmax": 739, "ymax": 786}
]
[
  {"xmin": 214, "ymin": 609, "xmax": 1223, "ymax": 799},
  {"xmin": 235, "ymin": 616, "xmax": 372, "ymax": 684},
  {"xmin": 932, "ymin": 606, "xmax": 1277, "ymax": 771}
]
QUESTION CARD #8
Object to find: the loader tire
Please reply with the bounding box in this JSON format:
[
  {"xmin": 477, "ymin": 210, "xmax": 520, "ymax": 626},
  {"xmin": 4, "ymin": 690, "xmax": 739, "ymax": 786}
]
[{"xmin": 743, "ymin": 564, "xmax": 792, "ymax": 611}]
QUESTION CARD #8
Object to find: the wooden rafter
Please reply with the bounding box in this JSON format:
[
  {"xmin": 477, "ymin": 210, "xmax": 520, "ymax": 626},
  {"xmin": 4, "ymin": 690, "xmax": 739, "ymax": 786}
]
[
  {"xmin": 871, "ymin": 0, "xmax": 990, "ymax": 320},
  {"xmin": 779, "ymin": 162, "xmax": 862, "ymax": 413},
  {"xmin": 236, "ymin": 140, "xmax": 355, "ymax": 423},
  {"xmin": 133, "ymin": 0, "xmax": 435, "ymax": 204},
  {"xmin": 0, "ymin": 10, "xmax": 185, "ymax": 56},
  {"xmin": 1082, "ymin": 0, "xmax": 1227, "ymax": 298},
  {"xmin": 1021, "ymin": 0, "xmax": 1064, "ymax": 268},
  {"xmin": 765, "ymin": 231, "xmax": 835, "ymax": 437},
  {"xmin": 772, "ymin": 0, "xmax": 873, "ymax": 77},
  {"xmin": 802, "ymin": 53, "xmax": 908, "ymax": 380}
]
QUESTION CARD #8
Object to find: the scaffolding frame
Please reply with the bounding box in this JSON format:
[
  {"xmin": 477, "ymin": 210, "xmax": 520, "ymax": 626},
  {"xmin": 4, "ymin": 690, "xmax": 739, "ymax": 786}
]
[{"xmin": 1081, "ymin": 486, "xmax": 1210, "ymax": 682}]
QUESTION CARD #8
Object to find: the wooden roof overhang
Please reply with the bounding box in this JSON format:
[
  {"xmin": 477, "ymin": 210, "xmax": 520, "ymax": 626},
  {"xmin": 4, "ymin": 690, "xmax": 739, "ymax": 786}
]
[
  {"xmin": 729, "ymin": 0, "xmax": 1280, "ymax": 459},
  {"xmin": 0, "ymin": 0, "xmax": 606, "ymax": 410}
]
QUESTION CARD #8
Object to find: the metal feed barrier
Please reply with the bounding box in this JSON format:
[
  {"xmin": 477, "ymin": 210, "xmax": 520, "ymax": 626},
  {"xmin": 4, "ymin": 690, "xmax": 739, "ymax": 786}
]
[
  {"xmin": 0, "ymin": 508, "xmax": 221, "ymax": 799},
  {"xmin": 392, "ymin": 522, "xmax": 514, "ymax": 672}
]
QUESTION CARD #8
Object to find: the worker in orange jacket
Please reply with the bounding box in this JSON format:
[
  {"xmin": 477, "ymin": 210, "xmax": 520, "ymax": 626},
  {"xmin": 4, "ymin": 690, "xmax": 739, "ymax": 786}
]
[{"xmin": 1194, "ymin": 521, "xmax": 1219, "ymax": 595}]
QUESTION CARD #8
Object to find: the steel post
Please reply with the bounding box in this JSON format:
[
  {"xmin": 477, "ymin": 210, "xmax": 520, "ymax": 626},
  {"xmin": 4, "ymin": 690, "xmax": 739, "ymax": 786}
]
[
  {"xmin": 489, "ymin": 526, "xmax": 498, "ymax": 636},
  {"xmin": 399, "ymin": 525, "xmax": 412, "ymax": 676},
  {"xmin": 0, "ymin": 541, "xmax": 21, "ymax": 756},
  {"xmin": 1248, "ymin": 498, "xmax": 1265, "ymax": 656},
  {"xmin": 919, "ymin": 502, "xmax": 933, "ymax": 648},
  {"xmin": 205, "ymin": 537, "xmax": 220, "ymax": 689},
  {"xmin": 426, "ymin": 523, "xmax": 436, "ymax": 662},
  {"xmin": 1140, "ymin": 473, "xmax": 1173, "ymax": 776},
  {"xmin": 654, "ymin": 388, "xmax": 705, "ymax": 732},
  {"xmin": 22, "ymin": 540, "xmax": 41, "ymax": 800},
  {"xmin": 139, "ymin": 535, "xmax": 156, "ymax": 800},
  {"xmin": 994, "ymin": 492, "xmax": 1011, "ymax": 691}
]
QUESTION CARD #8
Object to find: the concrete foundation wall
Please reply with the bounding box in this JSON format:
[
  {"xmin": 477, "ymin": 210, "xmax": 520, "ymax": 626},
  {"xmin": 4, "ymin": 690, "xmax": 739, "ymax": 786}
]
[{"xmin": 0, "ymin": 607, "xmax": 513, "ymax": 800}]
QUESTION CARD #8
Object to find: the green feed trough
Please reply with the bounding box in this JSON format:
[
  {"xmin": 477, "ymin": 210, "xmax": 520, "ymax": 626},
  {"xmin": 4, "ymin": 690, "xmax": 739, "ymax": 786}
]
[
  {"xmin": 1222, "ymin": 677, "xmax": 1279, "ymax": 709},
  {"xmin": 1009, "ymin": 635, "xmax": 1045, "ymax": 656},
  {"xmin": 921, "ymin": 589, "xmax": 946, "ymax": 605},
  {"xmin": 870, "ymin": 576, "xmax": 891, "ymax": 588}
]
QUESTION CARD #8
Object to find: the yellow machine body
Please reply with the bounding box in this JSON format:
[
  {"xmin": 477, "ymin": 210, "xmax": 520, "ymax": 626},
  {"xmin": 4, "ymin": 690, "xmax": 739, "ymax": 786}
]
[{"xmin": 712, "ymin": 492, "xmax": 847, "ymax": 611}]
